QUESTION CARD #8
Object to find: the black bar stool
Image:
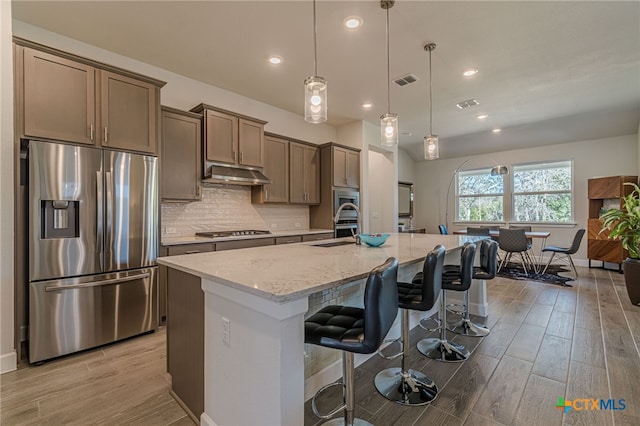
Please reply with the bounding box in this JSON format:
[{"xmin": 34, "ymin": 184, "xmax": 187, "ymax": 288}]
[
  {"xmin": 417, "ymin": 242, "xmax": 476, "ymax": 362},
  {"xmin": 374, "ymin": 245, "xmax": 445, "ymax": 406},
  {"xmin": 448, "ymin": 239, "xmax": 498, "ymax": 337},
  {"xmin": 305, "ymin": 257, "xmax": 399, "ymax": 426}
]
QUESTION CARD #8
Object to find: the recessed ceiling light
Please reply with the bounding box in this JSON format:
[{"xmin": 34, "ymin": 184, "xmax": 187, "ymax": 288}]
[
  {"xmin": 492, "ymin": 128, "xmax": 502, "ymax": 133},
  {"xmin": 476, "ymin": 114, "xmax": 489, "ymax": 120},
  {"xmin": 362, "ymin": 103, "xmax": 373, "ymax": 109},
  {"xmin": 267, "ymin": 55, "xmax": 283, "ymax": 65},
  {"xmin": 463, "ymin": 67, "xmax": 479, "ymax": 77},
  {"xmin": 344, "ymin": 17, "xmax": 362, "ymax": 29}
]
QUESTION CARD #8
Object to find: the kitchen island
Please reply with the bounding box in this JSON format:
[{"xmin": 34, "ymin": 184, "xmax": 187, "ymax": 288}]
[{"xmin": 158, "ymin": 232, "xmax": 487, "ymax": 426}]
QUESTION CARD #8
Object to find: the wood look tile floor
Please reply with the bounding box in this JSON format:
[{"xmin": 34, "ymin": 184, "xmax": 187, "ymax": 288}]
[{"xmin": 1, "ymin": 266, "xmax": 638, "ymax": 426}]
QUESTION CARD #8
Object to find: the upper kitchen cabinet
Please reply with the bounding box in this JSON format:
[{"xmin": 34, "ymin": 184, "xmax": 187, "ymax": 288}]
[
  {"xmin": 331, "ymin": 145, "xmax": 360, "ymax": 188},
  {"xmin": 14, "ymin": 38, "xmax": 165, "ymax": 154},
  {"xmin": 252, "ymin": 135, "xmax": 289, "ymax": 203},
  {"xmin": 289, "ymin": 141, "xmax": 320, "ymax": 204},
  {"xmin": 161, "ymin": 107, "xmax": 202, "ymax": 202},
  {"xmin": 191, "ymin": 104, "xmax": 267, "ymax": 168},
  {"xmin": 20, "ymin": 46, "xmax": 96, "ymax": 145},
  {"xmin": 100, "ymin": 71, "xmax": 159, "ymax": 154}
]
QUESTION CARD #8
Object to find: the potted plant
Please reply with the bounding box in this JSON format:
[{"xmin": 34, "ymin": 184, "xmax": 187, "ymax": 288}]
[{"xmin": 600, "ymin": 182, "xmax": 640, "ymax": 304}]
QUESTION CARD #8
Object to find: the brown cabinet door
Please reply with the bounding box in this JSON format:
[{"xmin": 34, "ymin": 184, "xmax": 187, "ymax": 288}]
[
  {"xmin": 161, "ymin": 109, "xmax": 202, "ymax": 201},
  {"xmin": 204, "ymin": 110, "xmax": 238, "ymax": 164},
  {"xmin": 22, "ymin": 47, "xmax": 96, "ymax": 145},
  {"xmin": 305, "ymin": 145, "xmax": 320, "ymax": 203},
  {"xmin": 333, "ymin": 147, "xmax": 348, "ymax": 187},
  {"xmin": 238, "ymin": 119, "xmax": 264, "ymax": 167},
  {"xmin": 100, "ymin": 70, "xmax": 158, "ymax": 154},
  {"xmin": 275, "ymin": 236, "xmax": 302, "ymax": 245},
  {"xmin": 301, "ymin": 232, "xmax": 333, "ymax": 242},
  {"xmin": 261, "ymin": 136, "xmax": 289, "ymax": 203},
  {"xmin": 289, "ymin": 142, "xmax": 306, "ymax": 203},
  {"xmin": 215, "ymin": 238, "xmax": 275, "ymax": 251},
  {"xmin": 346, "ymin": 150, "xmax": 360, "ymax": 188}
]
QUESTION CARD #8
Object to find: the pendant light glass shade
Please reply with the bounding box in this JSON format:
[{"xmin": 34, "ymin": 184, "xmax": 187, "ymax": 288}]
[
  {"xmin": 380, "ymin": 1, "xmax": 398, "ymax": 146},
  {"xmin": 304, "ymin": 76, "xmax": 327, "ymax": 123},
  {"xmin": 424, "ymin": 43, "xmax": 438, "ymax": 160},
  {"xmin": 424, "ymin": 135, "xmax": 439, "ymax": 159},
  {"xmin": 380, "ymin": 112, "xmax": 398, "ymax": 146},
  {"xmin": 304, "ymin": 0, "xmax": 327, "ymax": 124}
]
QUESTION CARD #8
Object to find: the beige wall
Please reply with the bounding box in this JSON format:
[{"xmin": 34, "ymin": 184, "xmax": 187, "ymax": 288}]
[
  {"xmin": 1, "ymin": 1, "xmax": 16, "ymax": 372},
  {"xmin": 413, "ymin": 134, "xmax": 638, "ymax": 263},
  {"xmin": 398, "ymin": 148, "xmax": 416, "ymax": 184}
]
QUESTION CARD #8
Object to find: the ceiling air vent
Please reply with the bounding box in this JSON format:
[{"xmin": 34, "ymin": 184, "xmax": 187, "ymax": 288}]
[
  {"xmin": 393, "ymin": 73, "xmax": 419, "ymax": 87},
  {"xmin": 456, "ymin": 99, "xmax": 480, "ymax": 109}
]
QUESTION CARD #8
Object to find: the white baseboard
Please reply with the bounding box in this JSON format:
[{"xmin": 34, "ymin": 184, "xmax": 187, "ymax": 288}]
[
  {"xmin": 200, "ymin": 412, "xmax": 216, "ymax": 426},
  {"xmin": 0, "ymin": 351, "xmax": 17, "ymax": 374}
]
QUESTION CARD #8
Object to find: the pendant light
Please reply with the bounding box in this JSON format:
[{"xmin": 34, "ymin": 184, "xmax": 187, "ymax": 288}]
[
  {"xmin": 304, "ymin": 0, "xmax": 327, "ymax": 123},
  {"xmin": 380, "ymin": 0, "xmax": 398, "ymax": 146},
  {"xmin": 424, "ymin": 43, "xmax": 439, "ymax": 160}
]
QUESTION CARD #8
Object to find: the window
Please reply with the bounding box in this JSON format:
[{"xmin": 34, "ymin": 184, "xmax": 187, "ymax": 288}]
[
  {"xmin": 512, "ymin": 160, "xmax": 572, "ymax": 223},
  {"xmin": 456, "ymin": 168, "xmax": 504, "ymax": 222}
]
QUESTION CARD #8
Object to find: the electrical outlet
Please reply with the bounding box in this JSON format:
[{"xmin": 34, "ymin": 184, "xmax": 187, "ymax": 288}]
[
  {"xmin": 271, "ymin": 223, "xmax": 278, "ymax": 229},
  {"xmin": 222, "ymin": 317, "xmax": 230, "ymax": 345},
  {"xmin": 166, "ymin": 227, "xmax": 176, "ymax": 234},
  {"xmin": 295, "ymin": 223, "xmax": 301, "ymax": 228}
]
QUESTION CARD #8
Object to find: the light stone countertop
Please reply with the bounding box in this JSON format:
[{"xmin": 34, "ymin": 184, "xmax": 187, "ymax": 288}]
[
  {"xmin": 157, "ymin": 233, "xmax": 485, "ymax": 302},
  {"xmin": 161, "ymin": 228, "xmax": 333, "ymax": 246}
]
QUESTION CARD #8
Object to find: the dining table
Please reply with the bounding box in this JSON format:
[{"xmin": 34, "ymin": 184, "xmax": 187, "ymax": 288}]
[{"xmin": 453, "ymin": 228, "xmax": 551, "ymax": 272}]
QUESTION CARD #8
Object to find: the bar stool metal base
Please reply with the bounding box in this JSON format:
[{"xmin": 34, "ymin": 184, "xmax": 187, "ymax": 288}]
[
  {"xmin": 374, "ymin": 367, "xmax": 438, "ymax": 406},
  {"xmin": 417, "ymin": 338, "xmax": 470, "ymax": 362},
  {"xmin": 447, "ymin": 317, "xmax": 490, "ymax": 337}
]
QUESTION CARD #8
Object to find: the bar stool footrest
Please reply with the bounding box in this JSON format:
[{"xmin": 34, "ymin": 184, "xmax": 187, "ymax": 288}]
[{"xmin": 312, "ymin": 381, "xmax": 346, "ymax": 419}]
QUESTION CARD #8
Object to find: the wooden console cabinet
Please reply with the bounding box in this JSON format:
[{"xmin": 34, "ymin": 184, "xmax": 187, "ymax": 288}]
[{"xmin": 587, "ymin": 175, "xmax": 638, "ymax": 269}]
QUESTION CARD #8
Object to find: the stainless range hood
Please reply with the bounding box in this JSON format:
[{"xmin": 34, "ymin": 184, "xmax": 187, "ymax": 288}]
[{"xmin": 202, "ymin": 163, "xmax": 271, "ymax": 186}]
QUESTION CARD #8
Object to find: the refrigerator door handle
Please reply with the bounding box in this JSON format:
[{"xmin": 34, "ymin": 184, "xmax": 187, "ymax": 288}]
[
  {"xmin": 105, "ymin": 170, "xmax": 113, "ymax": 253},
  {"xmin": 44, "ymin": 272, "xmax": 151, "ymax": 292},
  {"xmin": 96, "ymin": 170, "xmax": 103, "ymax": 269}
]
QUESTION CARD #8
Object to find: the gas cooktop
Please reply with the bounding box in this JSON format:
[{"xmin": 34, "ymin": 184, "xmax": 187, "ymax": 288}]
[{"xmin": 195, "ymin": 230, "xmax": 272, "ymax": 238}]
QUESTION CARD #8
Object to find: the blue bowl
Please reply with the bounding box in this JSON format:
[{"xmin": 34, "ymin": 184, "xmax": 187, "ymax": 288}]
[{"xmin": 359, "ymin": 233, "xmax": 390, "ymax": 247}]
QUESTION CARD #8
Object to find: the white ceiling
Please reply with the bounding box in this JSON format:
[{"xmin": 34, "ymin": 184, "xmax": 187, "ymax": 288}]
[{"xmin": 11, "ymin": 1, "xmax": 640, "ymax": 161}]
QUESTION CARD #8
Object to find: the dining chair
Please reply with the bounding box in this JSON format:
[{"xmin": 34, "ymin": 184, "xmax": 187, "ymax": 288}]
[
  {"xmin": 497, "ymin": 228, "xmax": 536, "ymax": 274},
  {"xmin": 466, "ymin": 227, "xmax": 491, "ymax": 236},
  {"xmin": 542, "ymin": 229, "xmax": 585, "ymax": 278}
]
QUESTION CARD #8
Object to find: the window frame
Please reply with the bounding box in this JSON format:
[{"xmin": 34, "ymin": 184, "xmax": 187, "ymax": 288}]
[
  {"xmin": 510, "ymin": 159, "xmax": 575, "ymax": 224},
  {"xmin": 454, "ymin": 166, "xmax": 506, "ymax": 224}
]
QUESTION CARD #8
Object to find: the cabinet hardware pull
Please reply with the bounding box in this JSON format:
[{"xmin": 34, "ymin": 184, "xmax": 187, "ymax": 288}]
[
  {"xmin": 104, "ymin": 126, "xmax": 108, "ymax": 143},
  {"xmin": 90, "ymin": 124, "xmax": 94, "ymax": 141},
  {"xmin": 265, "ymin": 189, "xmax": 268, "ymax": 200},
  {"xmin": 196, "ymin": 186, "xmax": 200, "ymax": 196},
  {"xmin": 232, "ymin": 150, "xmax": 236, "ymax": 161},
  {"xmin": 240, "ymin": 152, "xmax": 244, "ymax": 162},
  {"xmin": 185, "ymin": 250, "xmax": 200, "ymax": 254}
]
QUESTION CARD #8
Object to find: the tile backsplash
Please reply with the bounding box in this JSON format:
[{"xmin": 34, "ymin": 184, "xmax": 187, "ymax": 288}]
[{"xmin": 161, "ymin": 185, "xmax": 309, "ymax": 238}]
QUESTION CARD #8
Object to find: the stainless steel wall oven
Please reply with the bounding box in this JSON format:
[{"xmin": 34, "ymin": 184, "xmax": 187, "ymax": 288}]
[{"xmin": 333, "ymin": 190, "xmax": 360, "ymax": 238}]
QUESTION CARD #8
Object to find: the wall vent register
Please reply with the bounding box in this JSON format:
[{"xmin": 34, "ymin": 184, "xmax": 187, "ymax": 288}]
[{"xmin": 195, "ymin": 230, "xmax": 272, "ymax": 238}]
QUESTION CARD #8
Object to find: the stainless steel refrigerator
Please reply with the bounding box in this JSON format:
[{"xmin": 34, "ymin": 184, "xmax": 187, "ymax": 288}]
[{"xmin": 27, "ymin": 140, "xmax": 158, "ymax": 363}]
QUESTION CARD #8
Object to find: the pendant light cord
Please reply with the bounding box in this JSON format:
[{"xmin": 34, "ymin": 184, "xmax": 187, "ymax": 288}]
[
  {"xmin": 386, "ymin": 7, "xmax": 391, "ymax": 113},
  {"xmin": 313, "ymin": 0, "xmax": 318, "ymax": 76},
  {"xmin": 429, "ymin": 47, "xmax": 432, "ymax": 134}
]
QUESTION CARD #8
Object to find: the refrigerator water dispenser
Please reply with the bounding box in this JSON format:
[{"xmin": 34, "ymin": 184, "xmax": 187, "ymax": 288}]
[{"xmin": 41, "ymin": 200, "xmax": 79, "ymax": 239}]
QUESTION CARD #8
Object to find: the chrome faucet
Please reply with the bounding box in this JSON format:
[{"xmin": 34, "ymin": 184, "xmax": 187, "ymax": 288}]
[{"xmin": 334, "ymin": 202, "xmax": 362, "ymax": 245}]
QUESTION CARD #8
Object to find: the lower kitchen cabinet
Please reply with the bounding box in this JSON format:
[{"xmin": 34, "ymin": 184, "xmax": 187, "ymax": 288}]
[
  {"xmin": 301, "ymin": 232, "xmax": 334, "ymax": 242},
  {"xmin": 216, "ymin": 238, "xmax": 275, "ymax": 251},
  {"xmin": 275, "ymin": 235, "xmax": 302, "ymax": 245},
  {"xmin": 165, "ymin": 266, "xmax": 203, "ymax": 422}
]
